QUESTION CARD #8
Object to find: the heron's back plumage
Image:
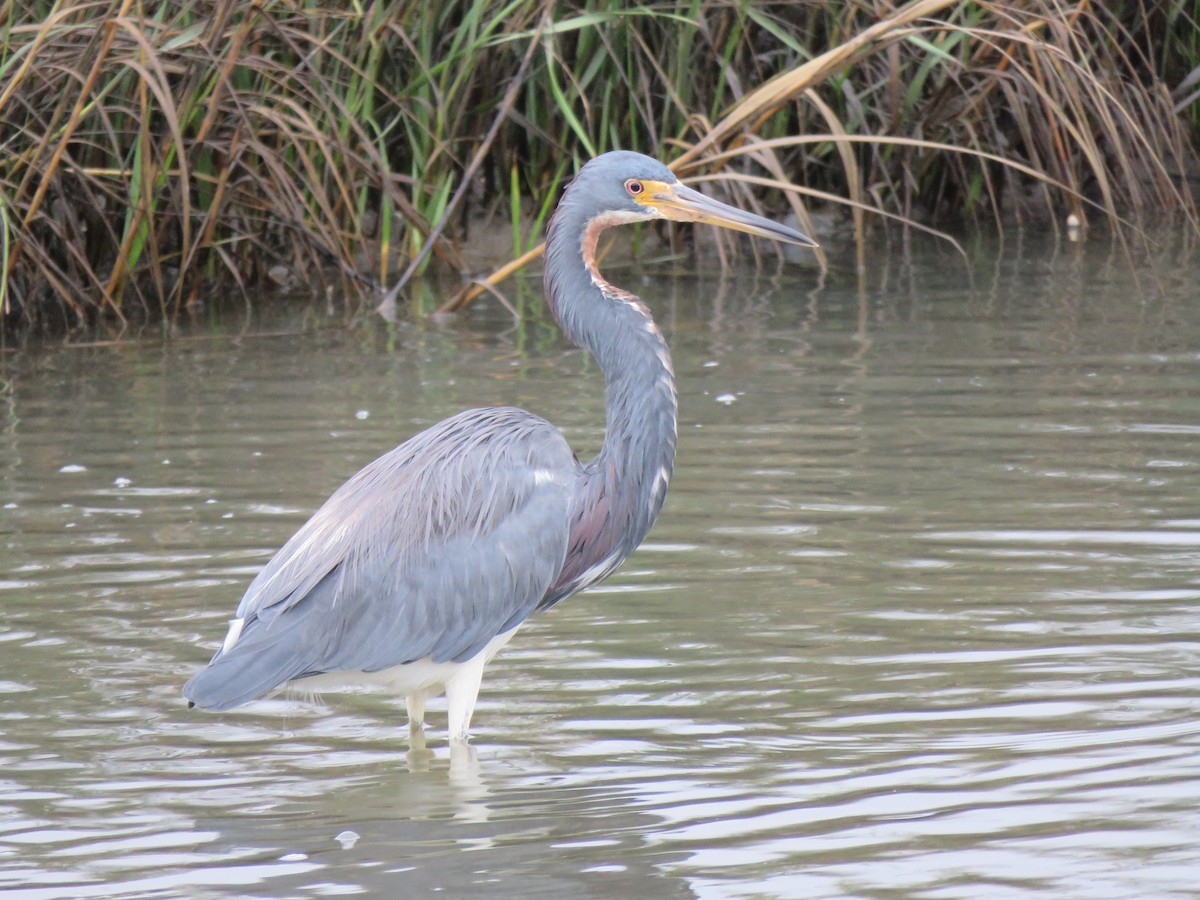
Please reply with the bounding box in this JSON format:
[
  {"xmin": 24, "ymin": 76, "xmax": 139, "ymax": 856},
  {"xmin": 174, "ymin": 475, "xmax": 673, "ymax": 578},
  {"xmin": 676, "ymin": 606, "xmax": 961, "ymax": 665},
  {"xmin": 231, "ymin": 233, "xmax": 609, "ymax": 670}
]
[{"xmin": 183, "ymin": 407, "xmax": 577, "ymax": 710}]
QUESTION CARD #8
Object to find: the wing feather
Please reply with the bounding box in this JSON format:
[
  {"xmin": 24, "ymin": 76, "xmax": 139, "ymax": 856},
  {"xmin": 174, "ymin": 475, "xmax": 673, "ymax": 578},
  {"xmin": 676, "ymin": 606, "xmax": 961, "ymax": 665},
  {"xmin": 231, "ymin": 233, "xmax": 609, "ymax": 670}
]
[{"xmin": 184, "ymin": 407, "xmax": 578, "ymax": 710}]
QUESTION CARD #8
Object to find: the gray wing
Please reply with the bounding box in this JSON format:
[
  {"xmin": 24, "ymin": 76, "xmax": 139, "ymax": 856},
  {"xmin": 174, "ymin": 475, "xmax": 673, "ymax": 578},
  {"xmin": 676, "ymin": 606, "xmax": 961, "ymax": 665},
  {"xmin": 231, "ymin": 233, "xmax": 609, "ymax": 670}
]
[{"xmin": 184, "ymin": 407, "xmax": 579, "ymax": 710}]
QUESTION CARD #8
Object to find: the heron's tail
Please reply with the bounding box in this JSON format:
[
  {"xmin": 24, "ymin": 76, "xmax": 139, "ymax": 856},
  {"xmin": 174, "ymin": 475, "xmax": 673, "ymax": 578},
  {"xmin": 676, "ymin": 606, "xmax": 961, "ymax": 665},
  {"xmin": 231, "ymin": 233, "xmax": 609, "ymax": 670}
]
[
  {"xmin": 183, "ymin": 629, "xmax": 310, "ymax": 711},
  {"xmin": 185, "ymin": 566, "xmax": 343, "ymax": 711}
]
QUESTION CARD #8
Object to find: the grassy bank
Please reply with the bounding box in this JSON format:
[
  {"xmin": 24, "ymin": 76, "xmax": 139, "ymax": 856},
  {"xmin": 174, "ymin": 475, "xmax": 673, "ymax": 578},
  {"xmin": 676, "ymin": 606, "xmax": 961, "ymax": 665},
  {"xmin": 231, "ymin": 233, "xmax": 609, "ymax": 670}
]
[{"xmin": 2, "ymin": 0, "xmax": 1197, "ymax": 334}]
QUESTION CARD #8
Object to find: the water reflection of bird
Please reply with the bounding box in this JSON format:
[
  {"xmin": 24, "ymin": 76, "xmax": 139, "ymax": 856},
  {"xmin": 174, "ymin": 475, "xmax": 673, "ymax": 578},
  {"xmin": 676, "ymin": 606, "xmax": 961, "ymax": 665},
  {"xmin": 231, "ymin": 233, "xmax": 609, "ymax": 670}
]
[{"xmin": 184, "ymin": 151, "xmax": 816, "ymax": 742}]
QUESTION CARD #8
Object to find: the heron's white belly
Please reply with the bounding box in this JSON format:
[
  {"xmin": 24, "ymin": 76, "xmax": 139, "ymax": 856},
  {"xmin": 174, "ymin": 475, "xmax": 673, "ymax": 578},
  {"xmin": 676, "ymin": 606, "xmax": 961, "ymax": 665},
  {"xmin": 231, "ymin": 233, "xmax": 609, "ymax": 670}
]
[{"xmin": 289, "ymin": 628, "xmax": 519, "ymax": 698}]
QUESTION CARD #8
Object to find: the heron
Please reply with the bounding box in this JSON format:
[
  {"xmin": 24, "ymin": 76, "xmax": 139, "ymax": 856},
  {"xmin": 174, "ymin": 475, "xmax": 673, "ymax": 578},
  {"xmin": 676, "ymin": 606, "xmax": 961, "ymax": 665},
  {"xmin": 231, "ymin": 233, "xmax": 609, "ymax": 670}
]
[{"xmin": 183, "ymin": 151, "xmax": 816, "ymax": 742}]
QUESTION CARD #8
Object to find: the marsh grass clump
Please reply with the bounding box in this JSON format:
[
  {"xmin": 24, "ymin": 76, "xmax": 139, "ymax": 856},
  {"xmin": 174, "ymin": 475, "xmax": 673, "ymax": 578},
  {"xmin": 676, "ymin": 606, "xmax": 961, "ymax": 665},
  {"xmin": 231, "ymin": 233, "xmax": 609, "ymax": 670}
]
[
  {"xmin": 2, "ymin": 0, "xmax": 1198, "ymax": 334},
  {"xmin": 1, "ymin": 2, "xmax": 423, "ymax": 332}
]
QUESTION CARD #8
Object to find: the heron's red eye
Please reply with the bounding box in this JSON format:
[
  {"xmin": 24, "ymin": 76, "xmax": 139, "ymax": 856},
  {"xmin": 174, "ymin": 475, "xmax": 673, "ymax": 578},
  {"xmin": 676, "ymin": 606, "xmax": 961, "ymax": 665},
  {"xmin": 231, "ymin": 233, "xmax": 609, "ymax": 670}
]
[{"xmin": 626, "ymin": 180, "xmax": 644, "ymax": 196}]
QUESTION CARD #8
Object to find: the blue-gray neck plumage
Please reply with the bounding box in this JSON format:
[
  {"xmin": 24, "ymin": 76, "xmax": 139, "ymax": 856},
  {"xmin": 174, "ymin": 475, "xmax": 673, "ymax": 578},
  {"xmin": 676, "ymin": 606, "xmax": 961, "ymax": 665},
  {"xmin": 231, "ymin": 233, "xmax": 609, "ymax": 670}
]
[{"xmin": 544, "ymin": 187, "xmax": 678, "ymax": 553}]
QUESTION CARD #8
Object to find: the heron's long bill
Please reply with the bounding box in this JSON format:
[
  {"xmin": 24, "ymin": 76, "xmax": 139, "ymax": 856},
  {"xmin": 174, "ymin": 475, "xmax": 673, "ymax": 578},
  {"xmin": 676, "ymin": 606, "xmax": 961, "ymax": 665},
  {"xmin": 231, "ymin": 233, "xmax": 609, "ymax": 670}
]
[{"xmin": 648, "ymin": 182, "xmax": 818, "ymax": 248}]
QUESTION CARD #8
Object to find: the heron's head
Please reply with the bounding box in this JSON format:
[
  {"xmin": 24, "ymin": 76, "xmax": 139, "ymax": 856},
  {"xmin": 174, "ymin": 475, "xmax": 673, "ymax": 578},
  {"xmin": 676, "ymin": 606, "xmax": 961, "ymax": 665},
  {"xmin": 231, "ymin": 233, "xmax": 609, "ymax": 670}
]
[{"xmin": 571, "ymin": 150, "xmax": 818, "ymax": 248}]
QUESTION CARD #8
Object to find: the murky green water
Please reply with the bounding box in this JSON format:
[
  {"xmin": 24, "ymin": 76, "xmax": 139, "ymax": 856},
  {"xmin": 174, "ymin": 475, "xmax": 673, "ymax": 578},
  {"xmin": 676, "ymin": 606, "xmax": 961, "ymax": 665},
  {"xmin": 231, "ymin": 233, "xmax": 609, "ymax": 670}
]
[{"xmin": 2, "ymin": 236, "xmax": 1199, "ymax": 898}]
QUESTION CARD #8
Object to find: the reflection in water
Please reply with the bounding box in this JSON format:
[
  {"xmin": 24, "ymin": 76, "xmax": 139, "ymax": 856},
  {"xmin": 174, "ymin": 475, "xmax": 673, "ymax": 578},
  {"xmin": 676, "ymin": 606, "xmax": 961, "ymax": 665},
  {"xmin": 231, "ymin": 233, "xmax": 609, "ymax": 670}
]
[
  {"xmin": 2, "ymin": 237, "xmax": 1200, "ymax": 897},
  {"xmin": 173, "ymin": 737, "xmax": 692, "ymax": 898}
]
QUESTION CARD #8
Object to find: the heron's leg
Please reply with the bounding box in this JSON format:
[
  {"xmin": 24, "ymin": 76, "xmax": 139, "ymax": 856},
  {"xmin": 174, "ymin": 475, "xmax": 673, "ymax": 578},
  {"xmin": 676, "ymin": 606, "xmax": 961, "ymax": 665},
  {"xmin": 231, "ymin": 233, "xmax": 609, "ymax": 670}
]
[
  {"xmin": 443, "ymin": 628, "xmax": 519, "ymax": 743},
  {"xmin": 445, "ymin": 657, "xmax": 489, "ymax": 744},
  {"xmin": 407, "ymin": 720, "xmax": 429, "ymax": 760},
  {"xmin": 406, "ymin": 691, "xmax": 428, "ymax": 732}
]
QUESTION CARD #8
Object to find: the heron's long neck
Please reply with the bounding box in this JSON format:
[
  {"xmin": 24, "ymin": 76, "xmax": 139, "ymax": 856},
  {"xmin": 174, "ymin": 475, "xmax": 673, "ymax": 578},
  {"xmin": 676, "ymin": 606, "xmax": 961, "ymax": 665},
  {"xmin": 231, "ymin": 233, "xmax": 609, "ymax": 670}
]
[{"xmin": 545, "ymin": 208, "xmax": 678, "ymax": 542}]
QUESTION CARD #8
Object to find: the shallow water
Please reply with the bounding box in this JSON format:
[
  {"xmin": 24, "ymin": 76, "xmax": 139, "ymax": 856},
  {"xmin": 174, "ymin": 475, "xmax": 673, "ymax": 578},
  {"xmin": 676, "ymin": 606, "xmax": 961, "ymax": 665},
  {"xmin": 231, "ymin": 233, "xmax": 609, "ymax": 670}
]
[{"xmin": 2, "ymin": 235, "xmax": 1200, "ymax": 898}]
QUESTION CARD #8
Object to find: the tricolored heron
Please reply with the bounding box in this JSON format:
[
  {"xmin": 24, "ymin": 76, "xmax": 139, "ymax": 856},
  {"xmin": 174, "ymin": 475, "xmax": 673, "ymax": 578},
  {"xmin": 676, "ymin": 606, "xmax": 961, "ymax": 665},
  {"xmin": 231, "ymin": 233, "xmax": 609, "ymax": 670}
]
[{"xmin": 183, "ymin": 151, "xmax": 816, "ymax": 742}]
